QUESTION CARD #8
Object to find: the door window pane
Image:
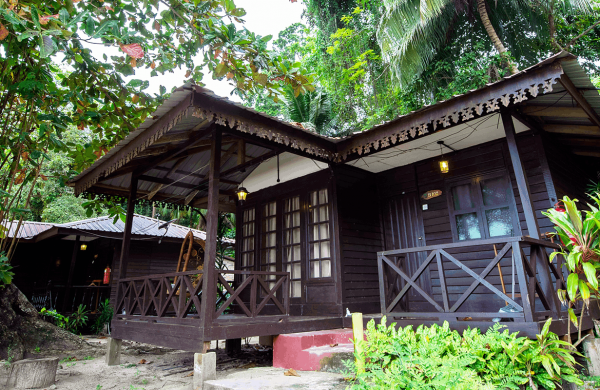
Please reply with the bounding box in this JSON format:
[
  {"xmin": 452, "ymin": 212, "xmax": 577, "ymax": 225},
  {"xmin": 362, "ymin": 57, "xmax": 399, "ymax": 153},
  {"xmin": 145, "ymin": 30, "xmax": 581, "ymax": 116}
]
[
  {"xmin": 282, "ymin": 196, "xmax": 302, "ymax": 297},
  {"xmin": 452, "ymin": 184, "xmax": 475, "ymax": 210},
  {"xmin": 456, "ymin": 213, "xmax": 482, "ymax": 241},
  {"xmin": 308, "ymin": 188, "xmax": 332, "ymax": 278},
  {"xmin": 481, "ymin": 177, "xmax": 510, "ymax": 206},
  {"xmin": 486, "ymin": 207, "xmax": 513, "ymax": 237}
]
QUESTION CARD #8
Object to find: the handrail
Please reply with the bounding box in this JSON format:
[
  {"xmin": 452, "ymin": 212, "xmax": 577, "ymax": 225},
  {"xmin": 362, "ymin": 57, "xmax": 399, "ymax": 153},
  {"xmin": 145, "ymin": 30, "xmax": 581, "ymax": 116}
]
[{"xmin": 379, "ymin": 235, "xmax": 559, "ymax": 256}]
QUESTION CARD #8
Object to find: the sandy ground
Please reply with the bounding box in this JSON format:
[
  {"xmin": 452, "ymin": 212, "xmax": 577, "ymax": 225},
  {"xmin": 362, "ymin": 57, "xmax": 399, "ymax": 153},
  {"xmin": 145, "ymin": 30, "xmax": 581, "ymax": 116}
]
[{"xmin": 0, "ymin": 337, "xmax": 276, "ymax": 390}]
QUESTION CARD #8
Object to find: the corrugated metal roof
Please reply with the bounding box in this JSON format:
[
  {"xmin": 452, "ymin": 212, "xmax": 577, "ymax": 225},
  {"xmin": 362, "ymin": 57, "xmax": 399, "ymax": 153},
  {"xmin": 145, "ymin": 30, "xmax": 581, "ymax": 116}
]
[
  {"xmin": 4, "ymin": 221, "xmax": 54, "ymax": 239},
  {"xmin": 5, "ymin": 215, "xmax": 234, "ymax": 244}
]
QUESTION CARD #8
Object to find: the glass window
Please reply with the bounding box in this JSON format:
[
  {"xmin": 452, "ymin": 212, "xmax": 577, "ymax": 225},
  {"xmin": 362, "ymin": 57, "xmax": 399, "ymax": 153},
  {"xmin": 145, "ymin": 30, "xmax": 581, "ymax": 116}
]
[
  {"xmin": 282, "ymin": 196, "xmax": 302, "ymax": 297},
  {"xmin": 261, "ymin": 202, "xmax": 277, "ymax": 291},
  {"xmin": 448, "ymin": 173, "xmax": 516, "ymax": 241},
  {"xmin": 240, "ymin": 208, "xmax": 255, "ymax": 278},
  {"xmin": 308, "ymin": 188, "xmax": 332, "ymax": 278}
]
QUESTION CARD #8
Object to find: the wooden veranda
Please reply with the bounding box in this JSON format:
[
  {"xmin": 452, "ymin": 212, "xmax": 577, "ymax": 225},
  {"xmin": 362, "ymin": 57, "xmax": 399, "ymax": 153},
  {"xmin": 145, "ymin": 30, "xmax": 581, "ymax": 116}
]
[{"xmin": 69, "ymin": 52, "xmax": 600, "ymax": 351}]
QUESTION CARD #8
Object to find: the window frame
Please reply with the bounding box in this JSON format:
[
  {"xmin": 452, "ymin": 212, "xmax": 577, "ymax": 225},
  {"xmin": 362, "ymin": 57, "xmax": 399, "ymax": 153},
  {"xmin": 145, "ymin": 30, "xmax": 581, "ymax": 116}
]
[{"xmin": 446, "ymin": 171, "xmax": 520, "ymax": 242}]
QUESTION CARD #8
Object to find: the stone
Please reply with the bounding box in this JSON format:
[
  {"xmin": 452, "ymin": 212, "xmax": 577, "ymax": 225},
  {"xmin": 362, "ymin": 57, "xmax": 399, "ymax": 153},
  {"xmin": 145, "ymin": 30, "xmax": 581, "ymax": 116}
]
[
  {"xmin": 583, "ymin": 338, "xmax": 600, "ymax": 376},
  {"xmin": 105, "ymin": 338, "xmax": 122, "ymax": 366},
  {"xmin": 193, "ymin": 352, "xmax": 216, "ymax": 390},
  {"xmin": 6, "ymin": 357, "xmax": 59, "ymax": 389}
]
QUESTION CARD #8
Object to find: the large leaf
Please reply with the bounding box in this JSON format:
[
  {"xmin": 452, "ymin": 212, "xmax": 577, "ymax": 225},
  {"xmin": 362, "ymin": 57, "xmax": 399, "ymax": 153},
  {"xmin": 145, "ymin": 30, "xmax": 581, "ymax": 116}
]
[
  {"xmin": 583, "ymin": 261, "xmax": 598, "ymax": 289},
  {"xmin": 566, "ymin": 273, "xmax": 579, "ymax": 301}
]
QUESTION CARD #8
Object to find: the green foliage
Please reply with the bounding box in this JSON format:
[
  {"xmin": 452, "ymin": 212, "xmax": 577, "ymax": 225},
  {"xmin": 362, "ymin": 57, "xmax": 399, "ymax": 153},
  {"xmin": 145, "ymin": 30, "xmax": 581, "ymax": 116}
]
[
  {"xmin": 0, "ymin": 252, "xmax": 14, "ymax": 287},
  {"xmin": 542, "ymin": 195, "xmax": 600, "ymax": 333},
  {"xmin": 40, "ymin": 304, "xmax": 89, "ymax": 334},
  {"xmin": 345, "ymin": 317, "xmax": 582, "ymax": 390},
  {"xmin": 91, "ymin": 299, "xmax": 114, "ymax": 335}
]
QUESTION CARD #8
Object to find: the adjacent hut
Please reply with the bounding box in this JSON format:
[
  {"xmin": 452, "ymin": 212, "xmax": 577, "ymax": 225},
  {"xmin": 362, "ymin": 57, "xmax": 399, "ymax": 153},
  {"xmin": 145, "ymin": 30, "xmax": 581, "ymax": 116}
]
[
  {"xmin": 7, "ymin": 215, "xmax": 234, "ymax": 314},
  {"xmin": 68, "ymin": 51, "xmax": 600, "ymax": 353}
]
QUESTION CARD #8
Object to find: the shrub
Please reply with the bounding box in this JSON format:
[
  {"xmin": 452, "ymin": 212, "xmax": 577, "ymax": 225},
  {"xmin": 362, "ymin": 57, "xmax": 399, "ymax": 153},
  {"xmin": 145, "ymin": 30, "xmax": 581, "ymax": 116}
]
[
  {"xmin": 0, "ymin": 252, "xmax": 14, "ymax": 287},
  {"xmin": 91, "ymin": 299, "xmax": 114, "ymax": 334},
  {"xmin": 344, "ymin": 317, "xmax": 582, "ymax": 390},
  {"xmin": 40, "ymin": 304, "xmax": 89, "ymax": 334}
]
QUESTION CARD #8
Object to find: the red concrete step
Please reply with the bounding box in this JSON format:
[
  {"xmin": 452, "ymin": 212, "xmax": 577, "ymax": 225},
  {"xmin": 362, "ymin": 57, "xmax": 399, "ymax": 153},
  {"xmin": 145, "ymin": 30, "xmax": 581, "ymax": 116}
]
[{"xmin": 273, "ymin": 329, "xmax": 357, "ymax": 371}]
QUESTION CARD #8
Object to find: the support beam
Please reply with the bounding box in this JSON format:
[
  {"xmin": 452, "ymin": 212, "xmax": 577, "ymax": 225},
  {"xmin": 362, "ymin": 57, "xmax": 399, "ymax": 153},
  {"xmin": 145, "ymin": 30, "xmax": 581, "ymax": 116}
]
[
  {"xmin": 62, "ymin": 235, "xmax": 80, "ymax": 312},
  {"xmin": 502, "ymin": 110, "xmax": 540, "ymax": 239},
  {"xmin": 543, "ymin": 124, "xmax": 600, "ymax": 136},
  {"xmin": 521, "ymin": 106, "xmax": 586, "ymax": 118},
  {"xmin": 559, "ymin": 74, "xmax": 600, "ymax": 128},
  {"xmin": 117, "ymin": 177, "xmax": 138, "ymax": 283},
  {"xmin": 199, "ymin": 127, "xmax": 221, "ymax": 342}
]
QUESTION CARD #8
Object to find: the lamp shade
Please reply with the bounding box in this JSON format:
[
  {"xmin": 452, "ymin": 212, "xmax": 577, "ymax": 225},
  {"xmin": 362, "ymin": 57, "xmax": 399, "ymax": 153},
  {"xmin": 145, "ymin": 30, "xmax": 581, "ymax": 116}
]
[
  {"xmin": 439, "ymin": 160, "xmax": 449, "ymax": 174},
  {"xmin": 236, "ymin": 187, "xmax": 249, "ymax": 202},
  {"xmin": 80, "ymin": 244, "xmax": 88, "ymax": 251}
]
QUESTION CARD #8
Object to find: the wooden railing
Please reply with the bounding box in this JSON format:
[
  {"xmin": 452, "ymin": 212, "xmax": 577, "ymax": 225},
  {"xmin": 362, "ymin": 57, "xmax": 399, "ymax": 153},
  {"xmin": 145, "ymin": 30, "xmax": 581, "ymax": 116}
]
[
  {"xmin": 377, "ymin": 236, "xmax": 566, "ymax": 322},
  {"xmin": 115, "ymin": 269, "xmax": 289, "ymax": 324},
  {"xmin": 215, "ymin": 270, "xmax": 290, "ymax": 318}
]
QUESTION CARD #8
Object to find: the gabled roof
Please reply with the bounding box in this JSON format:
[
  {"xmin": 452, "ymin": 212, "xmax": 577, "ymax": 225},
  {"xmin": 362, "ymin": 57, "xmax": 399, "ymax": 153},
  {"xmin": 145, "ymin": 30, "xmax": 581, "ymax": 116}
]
[
  {"xmin": 68, "ymin": 51, "xmax": 600, "ymax": 202},
  {"xmin": 5, "ymin": 214, "xmax": 234, "ymax": 245}
]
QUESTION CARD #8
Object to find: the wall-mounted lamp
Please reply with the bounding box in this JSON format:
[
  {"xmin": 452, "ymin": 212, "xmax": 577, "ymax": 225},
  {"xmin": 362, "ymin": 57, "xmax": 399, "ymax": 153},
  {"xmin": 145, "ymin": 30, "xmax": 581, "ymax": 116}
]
[
  {"xmin": 236, "ymin": 187, "xmax": 249, "ymax": 203},
  {"xmin": 80, "ymin": 244, "xmax": 87, "ymax": 251},
  {"xmin": 437, "ymin": 141, "xmax": 455, "ymax": 174}
]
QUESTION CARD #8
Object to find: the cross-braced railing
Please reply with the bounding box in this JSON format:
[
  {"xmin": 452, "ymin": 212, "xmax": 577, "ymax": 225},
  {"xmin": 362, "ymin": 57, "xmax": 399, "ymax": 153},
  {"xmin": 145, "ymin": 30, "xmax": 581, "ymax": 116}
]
[
  {"xmin": 215, "ymin": 270, "xmax": 290, "ymax": 318},
  {"xmin": 115, "ymin": 269, "xmax": 290, "ymax": 325},
  {"xmin": 116, "ymin": 270, "xmax": 204, "ymax": 324},
  {"xmin": 377, "ymin": 236, "xmax": 566, "ymax": 322}
]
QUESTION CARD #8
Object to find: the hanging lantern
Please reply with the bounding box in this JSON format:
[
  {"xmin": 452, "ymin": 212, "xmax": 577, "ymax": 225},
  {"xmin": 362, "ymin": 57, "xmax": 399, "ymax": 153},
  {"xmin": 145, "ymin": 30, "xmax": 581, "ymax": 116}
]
[
  {"xmin": 437, "ymin": 141, "xmax": 450, "ymax": 174},
  {"xmin": 80, "ymin": 243, "xmax": 88, "ymax": 251},
  {"xmin": 236, "ymin": 187, "xmax": 249, "ymax": 202},
  {"xmin": 439, "ymin": 160, "xmax": 449, "ymax": 174}
]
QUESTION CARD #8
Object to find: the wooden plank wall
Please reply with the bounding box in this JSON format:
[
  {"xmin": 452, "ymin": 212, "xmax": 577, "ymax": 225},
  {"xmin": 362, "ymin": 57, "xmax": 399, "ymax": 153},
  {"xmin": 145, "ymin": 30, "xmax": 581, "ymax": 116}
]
[
  {"xmin": 335, "ymin": 165, "xmax": 384, "ymax": 313},
  {"xmin": 375, "ymin": 132, "xmax": 554, "ymax": 313},
  {"xmin": 109, "ymin": 240, "xmax": 186, "ymax": 306}
]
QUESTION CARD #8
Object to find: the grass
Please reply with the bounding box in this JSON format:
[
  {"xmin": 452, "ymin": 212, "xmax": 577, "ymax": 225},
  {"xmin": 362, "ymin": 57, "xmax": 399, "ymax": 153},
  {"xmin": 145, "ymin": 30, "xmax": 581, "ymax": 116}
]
[
  {"xmin": 60, "ymin": 356, "xmax": 77, "ymax": 364},
  {"xmin": 580, "ymin": 375, "xmax": 600, "ymax": 387}
]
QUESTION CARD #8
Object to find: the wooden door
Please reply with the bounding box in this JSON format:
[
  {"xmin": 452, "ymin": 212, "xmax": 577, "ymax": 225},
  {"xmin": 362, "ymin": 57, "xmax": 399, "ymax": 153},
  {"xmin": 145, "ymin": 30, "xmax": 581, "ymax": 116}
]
[{"xmin": 381, "ymin": 192, "xmax": 431, "ymax": 310}]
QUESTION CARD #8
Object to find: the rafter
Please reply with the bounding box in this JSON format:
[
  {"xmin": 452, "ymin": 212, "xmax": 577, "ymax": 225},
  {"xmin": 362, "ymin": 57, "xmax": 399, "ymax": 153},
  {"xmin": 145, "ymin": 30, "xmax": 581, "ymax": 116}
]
[{"xmin": 559, "ymin": 75, "xmax": 600, "ymax": 128}]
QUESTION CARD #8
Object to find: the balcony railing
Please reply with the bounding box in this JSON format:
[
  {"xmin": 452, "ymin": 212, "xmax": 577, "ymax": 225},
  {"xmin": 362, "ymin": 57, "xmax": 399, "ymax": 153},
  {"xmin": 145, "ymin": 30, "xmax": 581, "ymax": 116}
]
[
  {"xmin": 377, "ymin": 236, "xmax": 566, "ymax": 322},
  {"xmin": 115, "ymin": 269, "xmax": 289, "ymax": 325},
  {"xmin": 31, "ymin": 285, "xmax": 110, "ymax": 313}
]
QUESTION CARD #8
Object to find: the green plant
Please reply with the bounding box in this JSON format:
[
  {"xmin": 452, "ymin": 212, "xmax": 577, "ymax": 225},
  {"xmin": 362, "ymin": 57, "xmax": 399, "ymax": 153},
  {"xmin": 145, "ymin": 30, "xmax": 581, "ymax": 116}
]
[
  {"xmin": 92, "ymin": 299, "xmax": 114, "ymax": 334},
  {"xmin": 542, "ymin": 194, "xmax": 600, "ymax": 340},
  {"xmin": 344, "ymin": 317, "xmax": 582, "ymax": 390},
  {"xmin": 40, "ymin": 305, "xmax": 89, "ymax": 334},
  {"xmin": 0, "ymin": 252, "xmax": 14, "ymax": 287},
  {"xmin": 34, "ymin": 346, "xmax": 41, "ymax": 353},
  {"xmin": 96, "ymin": 385, "xmax": 102, "ymax": 390}
]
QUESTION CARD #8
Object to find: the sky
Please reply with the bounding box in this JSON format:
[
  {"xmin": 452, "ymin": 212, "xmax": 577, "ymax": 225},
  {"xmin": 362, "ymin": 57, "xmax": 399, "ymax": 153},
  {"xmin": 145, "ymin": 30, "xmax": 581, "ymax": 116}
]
[{"xmin": 111, "ymin": 0, "xmax": 306, "ymax": 101}]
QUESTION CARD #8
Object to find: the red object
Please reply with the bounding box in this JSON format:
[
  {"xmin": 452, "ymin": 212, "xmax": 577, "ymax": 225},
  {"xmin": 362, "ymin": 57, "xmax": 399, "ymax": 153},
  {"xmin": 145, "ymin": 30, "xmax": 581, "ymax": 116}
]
[
  {"xmin": 103, "ymin": 266, "xmax": 111, "ymax": 284},
  {"xmin": 554, "ymin": 202, "xmax": 566, "ymax": 213},
  {"xmin": 120, "ymin": 43, "xmax": 144, "ymax": 59},
  {"xmin": 273, "ymin": 329, "xmax": 362, "ymax": 371}
]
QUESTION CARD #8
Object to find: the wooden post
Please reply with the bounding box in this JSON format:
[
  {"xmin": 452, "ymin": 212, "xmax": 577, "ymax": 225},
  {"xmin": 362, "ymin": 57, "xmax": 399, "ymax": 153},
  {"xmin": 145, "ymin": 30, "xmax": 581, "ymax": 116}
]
[
  {"xmin": 62, "ymin": 235, "xmax": 80, "ymax": 313},
  {"xmin": 199, "ymin": 127, "xmax": 221, "ymax": 344},
  {"xmin": 115, "ymin": 176, "xmax": 138, "ymax": 308},
  {"xmin": 501, "ymin": 110, "xmax": 540, "ymax": 239},
  {"xmin": 352, "ymin": 312, "xmax": 365, "ymax": 374}
]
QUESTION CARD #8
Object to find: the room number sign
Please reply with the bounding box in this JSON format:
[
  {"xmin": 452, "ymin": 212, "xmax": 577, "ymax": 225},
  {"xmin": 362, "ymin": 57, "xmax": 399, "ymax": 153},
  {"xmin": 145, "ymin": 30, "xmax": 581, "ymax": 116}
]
[{"xmin": 421, "ymin": 190, "xmax": 442, "ymax": 200}]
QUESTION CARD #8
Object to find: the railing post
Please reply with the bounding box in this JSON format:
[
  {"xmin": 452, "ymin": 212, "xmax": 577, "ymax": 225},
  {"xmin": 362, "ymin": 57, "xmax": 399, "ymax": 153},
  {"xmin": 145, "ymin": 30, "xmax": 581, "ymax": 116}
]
[
  {"xmin": 513, "ymin": 242, "xmax": 534, "ymax": 322},
  {"xmin": 377, "ymin": 253, "xmax": 386, "ymax": 314},
  {"xmin": 534, "ymin": 244, "xmax": 561, "ymax": 317},
  {"xmin": 435, "ymin": 250, "xmax": 449, "ymax": 312},
  {"xmin": 250, "ymin": 275, "xmax": 257, "ymax": 318},
  {"xmin": 284, "ymin": 274, "xmax": 290, "ymax": 315}
]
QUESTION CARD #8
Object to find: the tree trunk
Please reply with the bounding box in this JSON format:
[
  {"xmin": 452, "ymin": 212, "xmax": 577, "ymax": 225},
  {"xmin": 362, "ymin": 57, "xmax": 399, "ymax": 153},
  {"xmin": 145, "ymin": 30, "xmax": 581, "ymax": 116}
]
[
  {"xmin": 7, "ymin": 357, "xmax": 59, "ymax": 389},
  {"xmin": 477, "ymin": 0, "xmax": 519, "ymax": 75}
]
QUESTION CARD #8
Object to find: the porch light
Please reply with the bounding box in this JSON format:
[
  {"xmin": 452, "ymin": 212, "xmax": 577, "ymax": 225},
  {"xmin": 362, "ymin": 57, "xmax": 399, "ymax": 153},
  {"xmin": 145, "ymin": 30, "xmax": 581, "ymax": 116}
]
[
  {"xmin": 437, "ymin": 141, "xmax": 450, "ymax": 174},
  {"xmin": 80, "ymin": 244, "xmax": 88, "ymax": 251},
  {"xmin": 236, "ymin": 187, "xmax": 249, "ymax": 203},
  {"xmin": 439, "ymin": 160, "xmax": 449, "ymax": 174}
]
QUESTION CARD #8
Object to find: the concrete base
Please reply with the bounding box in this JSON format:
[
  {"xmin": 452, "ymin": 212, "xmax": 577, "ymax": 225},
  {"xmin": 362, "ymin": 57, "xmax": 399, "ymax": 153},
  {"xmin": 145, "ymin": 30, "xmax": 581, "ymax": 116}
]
[
  {"xmin": 105, "ymin": 338, "xmax": 122, "ymax": 366},
  {"xmin": 193, "ymin": 352, "xmax": 216, "ymax": 390},
  {"xmin": 258, "ymin": 335, "xmax": 274, "ymax": 347},
  {"xmin": 203, "ymin": 367, "xmax": 346, "ymax": 390},
  {"xmin": 583, "ymin": 338, "xmax": 600, "ymax": 376}
]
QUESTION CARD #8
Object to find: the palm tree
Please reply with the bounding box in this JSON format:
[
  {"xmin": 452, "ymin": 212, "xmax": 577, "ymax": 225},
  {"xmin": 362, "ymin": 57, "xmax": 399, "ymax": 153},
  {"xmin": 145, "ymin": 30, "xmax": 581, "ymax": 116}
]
[
  {"xmin": 377, "ymin": 0, "xmax": 595, "ymax": 86},
  {"xmin": 282, "ymin": 86, "xmax": 337, "ymax": 135}
]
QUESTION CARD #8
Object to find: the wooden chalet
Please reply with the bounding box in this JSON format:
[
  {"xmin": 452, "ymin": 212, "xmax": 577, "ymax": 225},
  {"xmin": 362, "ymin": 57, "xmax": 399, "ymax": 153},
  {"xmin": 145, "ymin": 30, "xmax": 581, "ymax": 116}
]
[
  {"xmin": 7, "ymin": 215, "xmax": 233, "ymax": 315},
  {"xmin": 69, "ymin": 51, "xmax": 600, "ymax": 351}
]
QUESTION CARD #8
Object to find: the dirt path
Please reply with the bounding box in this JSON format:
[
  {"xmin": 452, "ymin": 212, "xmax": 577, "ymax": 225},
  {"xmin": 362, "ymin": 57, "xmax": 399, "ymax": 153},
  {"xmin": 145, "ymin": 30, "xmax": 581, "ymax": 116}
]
[{"xmin": 1, "ymin": 338, "xmax": 273, "ymax": 390}]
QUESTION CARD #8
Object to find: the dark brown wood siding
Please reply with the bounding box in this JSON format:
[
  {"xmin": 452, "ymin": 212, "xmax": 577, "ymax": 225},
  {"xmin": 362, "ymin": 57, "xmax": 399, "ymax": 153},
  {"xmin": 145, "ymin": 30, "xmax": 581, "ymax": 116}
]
[
  {"xmin": 375, "ymin": 132, "xmax": 555, "ymax": 312},
  {"xmin": 334, "ymin": 165, "xmax": 384, "ymax": 313}
]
